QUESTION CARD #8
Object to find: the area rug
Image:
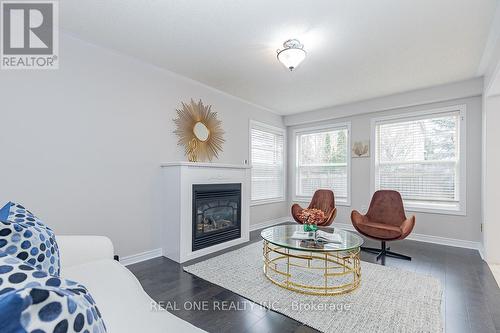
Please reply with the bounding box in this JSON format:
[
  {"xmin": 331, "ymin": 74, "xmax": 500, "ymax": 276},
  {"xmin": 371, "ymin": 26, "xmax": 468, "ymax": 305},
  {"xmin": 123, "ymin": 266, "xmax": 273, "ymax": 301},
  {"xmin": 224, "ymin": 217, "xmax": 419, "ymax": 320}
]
[{"xmin": 184, "ymin": 242, "xmax": 443, "ymax": 333}]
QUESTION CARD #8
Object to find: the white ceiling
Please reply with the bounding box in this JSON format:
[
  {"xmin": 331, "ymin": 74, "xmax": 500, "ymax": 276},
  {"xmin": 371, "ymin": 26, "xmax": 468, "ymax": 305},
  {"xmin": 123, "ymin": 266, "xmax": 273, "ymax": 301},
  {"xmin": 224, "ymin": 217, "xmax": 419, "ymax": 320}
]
[{"xmin": 61, "ymin": 0, "xmax": 497, "ymax": 115}]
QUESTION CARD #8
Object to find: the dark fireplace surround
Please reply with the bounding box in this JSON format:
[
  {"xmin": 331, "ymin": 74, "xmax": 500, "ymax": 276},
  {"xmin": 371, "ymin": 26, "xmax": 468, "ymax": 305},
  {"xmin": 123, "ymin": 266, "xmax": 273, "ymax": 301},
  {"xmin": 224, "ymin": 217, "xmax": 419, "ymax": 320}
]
[{"xmin": 192, "ymin": 183, "xmax": 242, "ymax": 251}]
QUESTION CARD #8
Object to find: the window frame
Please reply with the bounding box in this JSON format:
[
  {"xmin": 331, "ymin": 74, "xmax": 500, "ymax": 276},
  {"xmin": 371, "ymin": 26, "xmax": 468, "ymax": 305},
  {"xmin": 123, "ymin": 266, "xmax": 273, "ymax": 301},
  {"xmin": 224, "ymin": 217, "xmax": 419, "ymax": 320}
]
[
  {"xmin": 370, "ymin": 105, "xmax": 467, "ymax": 216},
  {"xmin": 292, "ymin": 122, "xmax": 352, "ymax": 206},
  {"xmin": 249, "ymin": 120, "xmax": 287, "ymax": 206}
]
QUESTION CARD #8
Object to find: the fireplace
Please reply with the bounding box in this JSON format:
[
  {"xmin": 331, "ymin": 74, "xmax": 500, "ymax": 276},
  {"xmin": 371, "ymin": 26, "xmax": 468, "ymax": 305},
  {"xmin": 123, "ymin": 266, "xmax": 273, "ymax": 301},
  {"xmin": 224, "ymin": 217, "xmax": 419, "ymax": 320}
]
[
  {"xmin": 192, "ymin": 183, "xmax": 242, "ymax": 251},
  {"xmin": 162, "ymin": 162, "xmax": 250, "ymax": 263}
]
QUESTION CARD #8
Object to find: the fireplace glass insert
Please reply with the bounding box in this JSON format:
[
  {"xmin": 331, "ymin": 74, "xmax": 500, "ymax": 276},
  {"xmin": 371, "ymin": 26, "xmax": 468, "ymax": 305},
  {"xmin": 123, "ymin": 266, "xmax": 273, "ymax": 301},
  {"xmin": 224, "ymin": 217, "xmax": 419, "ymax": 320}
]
[{"xmin": 192, "ymin": 183, "xmax": 241, "ymax": 251}]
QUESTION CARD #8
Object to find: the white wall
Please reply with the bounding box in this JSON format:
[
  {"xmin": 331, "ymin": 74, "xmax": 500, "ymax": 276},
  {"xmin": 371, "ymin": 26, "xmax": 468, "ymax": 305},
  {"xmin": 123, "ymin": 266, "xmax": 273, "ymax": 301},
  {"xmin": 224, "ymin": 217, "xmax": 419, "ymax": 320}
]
[
  {"xmin": 481, "ymin": 2, "xmax": 500, "ymax": 96},
  {"xmin": 0, "ymin": 34, "xmax": 287, "ymax": 257},
  {"xmin": 0, "ymin": 34, "xmax": 488, "ymax": 258},
  {"xmin": 482, "ymin": 35, "xmax": 500, "ymax": 263},
  {"xmin": 482, "ymin": 95, "xmax": 500, "ymax": 263},
  {"xmin": 284, "ymin": 78, "xmax": 483, "ymax": 126},
  {"xmin": 480, "ymin": 6, "xmax": 500, "ymax": 263},
  {"xmin": 286, "ymin": 93, "xmax": 483, "ymax": 243}
]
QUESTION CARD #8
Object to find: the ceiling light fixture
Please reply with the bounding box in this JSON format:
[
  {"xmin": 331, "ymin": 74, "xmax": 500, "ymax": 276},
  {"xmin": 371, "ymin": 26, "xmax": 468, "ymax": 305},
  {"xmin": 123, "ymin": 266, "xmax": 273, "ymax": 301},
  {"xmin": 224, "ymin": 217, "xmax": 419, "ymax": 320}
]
[{"xmin": 277, "ymin": 39, "xmax": 306, "ymax": 71}]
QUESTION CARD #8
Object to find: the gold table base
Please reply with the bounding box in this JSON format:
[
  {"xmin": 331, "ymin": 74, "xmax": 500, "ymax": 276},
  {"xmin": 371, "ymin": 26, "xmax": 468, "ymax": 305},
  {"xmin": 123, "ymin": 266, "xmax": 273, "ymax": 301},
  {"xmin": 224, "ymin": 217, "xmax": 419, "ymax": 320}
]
[{"xmin": 262, "ymin": 240, "xmax": 361, "ymax": 296}]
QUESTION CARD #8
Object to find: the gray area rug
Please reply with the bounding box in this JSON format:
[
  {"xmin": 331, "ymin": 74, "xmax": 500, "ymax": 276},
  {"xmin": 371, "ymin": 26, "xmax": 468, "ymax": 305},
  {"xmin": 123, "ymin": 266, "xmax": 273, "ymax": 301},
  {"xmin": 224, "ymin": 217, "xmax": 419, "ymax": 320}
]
[{"xmin": 184, "ymin": 242, "xmax": 443, "ymax": 333}]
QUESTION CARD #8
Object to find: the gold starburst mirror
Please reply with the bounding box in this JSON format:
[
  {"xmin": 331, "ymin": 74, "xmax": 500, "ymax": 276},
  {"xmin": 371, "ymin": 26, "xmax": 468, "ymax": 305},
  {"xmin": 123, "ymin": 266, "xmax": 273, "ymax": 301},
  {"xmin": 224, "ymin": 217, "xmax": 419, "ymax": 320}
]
[{"xmin": 173, "ymin": 99, "xmax": 225, "ymax": 162}]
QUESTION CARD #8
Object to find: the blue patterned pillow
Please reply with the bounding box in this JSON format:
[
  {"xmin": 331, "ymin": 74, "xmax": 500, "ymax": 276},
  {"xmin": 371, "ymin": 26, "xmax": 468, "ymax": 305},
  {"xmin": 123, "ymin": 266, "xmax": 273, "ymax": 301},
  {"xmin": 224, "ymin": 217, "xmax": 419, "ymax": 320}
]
[
  {"xmin": 0, "ymin": 251, "xmax": 107, "ymax": 333},
  {"xmin": 0, "ymin": 203, "xmax": 9, "ymax": 221},
  {"xmin": 0, "ymin": 202, "xmax": 60, "ymax": 276}
]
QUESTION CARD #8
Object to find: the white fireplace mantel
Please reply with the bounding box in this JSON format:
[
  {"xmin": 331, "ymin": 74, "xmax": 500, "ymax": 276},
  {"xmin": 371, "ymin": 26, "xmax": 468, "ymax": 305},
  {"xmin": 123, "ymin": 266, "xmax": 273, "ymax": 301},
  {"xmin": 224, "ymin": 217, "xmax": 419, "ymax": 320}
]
[
  {"xmin": 160, "ymin": 162, "xmax": 251, "ymax": 263},
  {"xmin": 160, "ymin": 161, "xmax": 251, "ymax": 169}
]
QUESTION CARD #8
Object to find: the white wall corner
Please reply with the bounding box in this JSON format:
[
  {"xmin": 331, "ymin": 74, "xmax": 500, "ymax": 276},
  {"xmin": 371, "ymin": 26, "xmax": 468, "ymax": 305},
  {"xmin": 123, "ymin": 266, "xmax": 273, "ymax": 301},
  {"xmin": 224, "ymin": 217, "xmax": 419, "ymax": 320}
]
[
  {"xmin": 478, "ymin": 244, "xmax": 486, "ymax": 261},
  {"xmin": 480, "ymin": 2, "xmax": 500, "ymax": 95},
  {"xmin": 478, "ymin": 1, "xmax": 500, "ymax": 75}
]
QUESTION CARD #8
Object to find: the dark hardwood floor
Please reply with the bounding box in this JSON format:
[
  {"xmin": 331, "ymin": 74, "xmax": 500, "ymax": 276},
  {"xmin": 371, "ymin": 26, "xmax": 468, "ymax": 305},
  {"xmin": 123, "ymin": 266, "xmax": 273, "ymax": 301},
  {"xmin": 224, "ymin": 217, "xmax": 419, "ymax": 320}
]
[{"xmin": 128, "ymin": 224, "xmax": 500, "ymax": 333}]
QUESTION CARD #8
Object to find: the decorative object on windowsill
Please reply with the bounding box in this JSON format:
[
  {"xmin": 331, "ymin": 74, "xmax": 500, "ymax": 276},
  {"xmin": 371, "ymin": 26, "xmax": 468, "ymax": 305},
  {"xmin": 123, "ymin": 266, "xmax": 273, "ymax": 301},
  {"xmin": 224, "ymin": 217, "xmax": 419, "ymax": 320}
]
[
  {"xmin": 352, "ymin": 140, "xmax": 370, "ymax": 158},
  {"xmin": 277, "ymin": 39, "xmax": 306, "ymax": 71},
  {"xmin": 298, "ymin": 208, "xmax": 325, "ymax": 232},
  {"xmin": 173, "ymin": 99, "xmax": 225, "ymax": 162}
]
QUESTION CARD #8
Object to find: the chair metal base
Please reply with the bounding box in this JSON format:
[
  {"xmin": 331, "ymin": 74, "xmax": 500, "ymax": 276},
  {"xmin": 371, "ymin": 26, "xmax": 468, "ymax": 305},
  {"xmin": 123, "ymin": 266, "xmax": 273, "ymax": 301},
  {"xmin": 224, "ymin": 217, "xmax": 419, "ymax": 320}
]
[{"xmin": 361, "ymin": 241, "xmax": 411, "ymax": 262}]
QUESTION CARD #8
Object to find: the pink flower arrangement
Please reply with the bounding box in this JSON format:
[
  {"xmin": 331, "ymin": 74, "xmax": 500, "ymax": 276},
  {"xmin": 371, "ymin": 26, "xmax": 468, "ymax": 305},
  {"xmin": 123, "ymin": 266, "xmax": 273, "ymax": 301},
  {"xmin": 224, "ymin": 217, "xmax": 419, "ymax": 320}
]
[{"xmin": 298, "ymin": 208, "xmax": 326, "ymax": 225}]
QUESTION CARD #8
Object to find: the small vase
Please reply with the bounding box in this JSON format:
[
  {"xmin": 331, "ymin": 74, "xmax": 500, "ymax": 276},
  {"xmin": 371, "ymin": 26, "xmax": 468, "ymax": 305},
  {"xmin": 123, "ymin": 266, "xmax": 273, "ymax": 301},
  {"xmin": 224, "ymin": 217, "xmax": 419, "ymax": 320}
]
[{"xmin": 303, "ymin": 223, "xmax": 318, "ymax": 232}]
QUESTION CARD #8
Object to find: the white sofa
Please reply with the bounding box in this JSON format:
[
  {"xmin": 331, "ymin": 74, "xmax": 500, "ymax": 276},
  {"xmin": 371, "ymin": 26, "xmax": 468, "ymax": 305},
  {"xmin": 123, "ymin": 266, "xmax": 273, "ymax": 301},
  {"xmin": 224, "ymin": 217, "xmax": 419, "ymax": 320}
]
[{"xmin": 57, "ymin": 235, "xmax": 205, "ymax": 333}]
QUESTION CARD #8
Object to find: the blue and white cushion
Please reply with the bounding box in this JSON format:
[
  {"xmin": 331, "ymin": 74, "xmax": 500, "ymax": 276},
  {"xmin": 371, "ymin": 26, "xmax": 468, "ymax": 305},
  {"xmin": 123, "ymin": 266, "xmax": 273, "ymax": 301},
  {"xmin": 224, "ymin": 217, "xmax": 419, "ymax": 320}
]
[
  {"xmin": 0, "ymin": 202, "xmax": 9, "ymax": 221},
  {"xmin": 0, "ymin": 202, "xmax": 60, "ymax": 276},
  {"xmin": 0, "ymin": 251, "xmax": 107, "ymax": 333}
]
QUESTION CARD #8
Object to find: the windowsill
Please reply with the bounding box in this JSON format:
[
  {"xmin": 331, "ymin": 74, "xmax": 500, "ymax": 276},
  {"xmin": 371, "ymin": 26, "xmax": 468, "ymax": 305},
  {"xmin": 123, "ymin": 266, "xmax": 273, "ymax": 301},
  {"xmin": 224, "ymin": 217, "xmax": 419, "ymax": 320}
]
[
  {"xmin": 290, "ymin": 197, "xmax": 464, "ymax": 215},
  {"xmin": 292, "ymin": 196, "xmax": 351, "ymax": 207},
  {"xmin": 401, "ymin": 199, "xmax": 465, "ymax": 216},
  {"xmin": 404, "ymin": 203, "xmax": 466, "ymax": 216},
  {"xmin": 251, "ymin": 198, "xmax": 286, "ymax": 207}
]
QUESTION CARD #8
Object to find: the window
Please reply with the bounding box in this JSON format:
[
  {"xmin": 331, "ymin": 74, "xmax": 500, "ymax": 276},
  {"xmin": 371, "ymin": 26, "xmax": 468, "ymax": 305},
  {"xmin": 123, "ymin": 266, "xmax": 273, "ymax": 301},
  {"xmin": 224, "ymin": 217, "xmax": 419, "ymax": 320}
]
[
  {"xmin": 250, "ymin": 121, "xmax": 285, "ymax": 205},
  {"xmin": 372, "ymin": 106, "xmax": 466, "ymax": 214},
  {"xmin": 294, "ymin": 123, "xmax": 351, "ymax": 205}
]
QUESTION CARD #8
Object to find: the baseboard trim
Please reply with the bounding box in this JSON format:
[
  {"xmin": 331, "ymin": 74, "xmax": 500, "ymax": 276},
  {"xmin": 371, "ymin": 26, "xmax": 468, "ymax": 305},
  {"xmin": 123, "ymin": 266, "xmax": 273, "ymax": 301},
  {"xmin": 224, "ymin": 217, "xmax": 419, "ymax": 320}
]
[
  {"xmin": 488, "ymin": 264, "xmax": 500, "ymax": 288},
  {"xmin": 249, "ymin": 216, "xmax": 290, "ymax": 232},
  {"xmin": 478, "ymin": 245, "xmax": 485, "ymax": 260},
  {"xmin": 120, "ymin": 221, "xmax": 483, "ymax": 266},
  {"xmin": 121, "ymin": 218, "xmax": 291, "ymax": 266},
  {"xmin": 121, "ymin": 248, "xmax": 163, "ymax": 266},
  {"xmin": 335, "ymin": 222, "xmax": 483, "ymax": 253}
]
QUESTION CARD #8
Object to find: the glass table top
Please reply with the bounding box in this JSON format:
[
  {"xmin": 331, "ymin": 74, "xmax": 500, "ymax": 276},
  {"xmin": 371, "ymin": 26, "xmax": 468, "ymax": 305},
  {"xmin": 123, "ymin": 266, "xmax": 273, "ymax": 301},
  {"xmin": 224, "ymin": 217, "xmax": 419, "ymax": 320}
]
[{"xmin": 260, "ymin": 224, "xmax": 364, "ymax": 252}]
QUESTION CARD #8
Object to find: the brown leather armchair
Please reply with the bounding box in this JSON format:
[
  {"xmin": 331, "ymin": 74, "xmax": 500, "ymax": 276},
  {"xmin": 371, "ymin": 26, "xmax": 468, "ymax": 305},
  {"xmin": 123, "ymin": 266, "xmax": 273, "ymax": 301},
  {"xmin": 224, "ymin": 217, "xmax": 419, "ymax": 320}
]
[
  {"xmin": 351, "ymin": 190, "xmax": 415, "ymax": 261},
  {"xmin": 292, "ymin": 189, "xmax": 337, "ymax": 226}
]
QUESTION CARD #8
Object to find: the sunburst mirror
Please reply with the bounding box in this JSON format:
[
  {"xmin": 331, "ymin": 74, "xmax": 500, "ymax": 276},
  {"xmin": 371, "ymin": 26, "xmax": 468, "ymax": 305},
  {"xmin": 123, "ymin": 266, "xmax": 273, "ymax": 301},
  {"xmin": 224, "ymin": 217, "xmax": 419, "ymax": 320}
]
[{"xmin": 173, "ymin": 99, "xmax": 225, "ymax": 162}]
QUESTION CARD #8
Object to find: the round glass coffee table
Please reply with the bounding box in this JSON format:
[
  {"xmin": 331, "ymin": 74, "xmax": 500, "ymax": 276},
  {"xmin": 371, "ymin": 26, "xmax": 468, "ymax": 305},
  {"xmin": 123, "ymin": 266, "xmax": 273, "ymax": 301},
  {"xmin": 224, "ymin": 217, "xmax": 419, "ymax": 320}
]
[{"xmin": 261, "ymin": 225, "xmax": 363, "ymax": 296}]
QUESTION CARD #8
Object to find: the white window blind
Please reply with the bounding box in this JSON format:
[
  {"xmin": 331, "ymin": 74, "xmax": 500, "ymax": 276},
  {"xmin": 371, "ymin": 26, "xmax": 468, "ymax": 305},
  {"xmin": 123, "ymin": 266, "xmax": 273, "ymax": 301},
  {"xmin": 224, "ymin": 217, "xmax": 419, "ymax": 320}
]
[
  {"xmin": 251, "ymin": 122, "xmax": 285, "ymax": 204},
  {"xmin": 295, "ymin": 125, "xmax": 350, "ymax": 203},
  {"xmin": 374, "ymin": 110, "xmax": 463, "ymax": 212}
]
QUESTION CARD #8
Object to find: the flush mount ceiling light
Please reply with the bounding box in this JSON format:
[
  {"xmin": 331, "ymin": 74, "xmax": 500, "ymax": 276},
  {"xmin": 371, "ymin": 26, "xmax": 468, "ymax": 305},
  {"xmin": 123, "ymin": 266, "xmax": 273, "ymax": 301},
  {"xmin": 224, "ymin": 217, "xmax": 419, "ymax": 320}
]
[{"xmin": 277, "ymin": 39, "xmax": 306, "ymax": 71}]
